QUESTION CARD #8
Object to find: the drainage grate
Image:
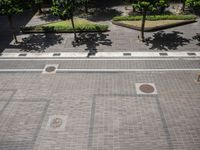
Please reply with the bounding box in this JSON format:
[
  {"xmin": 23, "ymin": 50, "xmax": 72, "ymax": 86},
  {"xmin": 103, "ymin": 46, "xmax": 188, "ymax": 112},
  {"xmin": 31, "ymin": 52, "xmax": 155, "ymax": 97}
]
[
  {"xmin": 139, "ymin": 84, "xmax": 155, "ymax": 93},
  {"xmin": 53, "ymin": 53, "xmax": 61, "ymax": 57},
  {"xmin": 43, "ymin": 64, "xmax": 59, "ymax": 74},
  {"xmin": 18, "ymin": 53, "xmax": 27, "ymax": 57},
  {"xmin": 187, "ymin": 52, "xmax": 196, "ymax": 56},
  {"xmin": 135, "ymin": 83, "xmax": 157, "ymax": 95},
  {"xmin": 45, "ymin": 66, "xmax": 56, "ymax": 73},
  {"xmin": 159, "ymin": 53, "xmax": 168, "ymax": 56},
  {"xmin": 123, "ymin": 53, "xmax": 132, "ymax": 56},
  {"xmin": 51, "ymin": 118, "xmax": 63, "ymax": 128},
  {"xmin": 46, "ymin": 115, "xmax": 67, "ymax": 131}
]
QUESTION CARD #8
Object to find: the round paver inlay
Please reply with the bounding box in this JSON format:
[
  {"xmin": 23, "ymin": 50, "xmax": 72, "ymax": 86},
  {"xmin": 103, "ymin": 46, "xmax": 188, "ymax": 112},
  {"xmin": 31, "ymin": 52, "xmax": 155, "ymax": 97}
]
[
  {"xmin": 139, "ymin": 84, "xmax": 155, "ymax": 93},
  {"xmin": 51, "ymin": 118, "xmax": 63, "ymax": 128},
  {"xmin": 45, "ymin": 66, "xmax": 56, "ymax": 73}
]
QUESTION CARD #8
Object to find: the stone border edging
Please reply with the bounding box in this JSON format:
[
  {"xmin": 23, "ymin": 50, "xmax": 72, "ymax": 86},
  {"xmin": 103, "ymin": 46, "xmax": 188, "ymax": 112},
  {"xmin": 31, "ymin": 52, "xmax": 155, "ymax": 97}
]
[
  {"xmin": 20, "ymin": 29, "xmax": 109, "ymax": 34},
  {"xmin": 112, "ymin": 20, "xmax": 196, "ymax": 32}
]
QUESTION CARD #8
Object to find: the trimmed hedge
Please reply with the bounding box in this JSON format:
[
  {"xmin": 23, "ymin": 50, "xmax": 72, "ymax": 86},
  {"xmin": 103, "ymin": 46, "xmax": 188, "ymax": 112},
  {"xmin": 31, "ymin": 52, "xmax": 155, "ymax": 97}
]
[
  {"xmin": 113, "ymin": 15, "xmax": 197, "ymax": 21},
  {"xmin": 21, "ymin": 18, "xmax": 109, "ymax": 33}
]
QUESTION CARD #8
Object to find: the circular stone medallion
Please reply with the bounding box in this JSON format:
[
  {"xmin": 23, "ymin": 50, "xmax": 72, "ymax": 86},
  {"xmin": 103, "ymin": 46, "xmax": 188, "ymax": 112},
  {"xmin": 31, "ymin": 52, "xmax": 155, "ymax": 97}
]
[
  {"xmin": 50, "ymin": 118, "xmax": 63, "ymax": 128},
  {"xmin": 45, "ymin": 66, "xmax": 56, "ymax": 73},
  {"xmin": 139, "ymin": 84, "xmax": 155, "ymax": 93}
]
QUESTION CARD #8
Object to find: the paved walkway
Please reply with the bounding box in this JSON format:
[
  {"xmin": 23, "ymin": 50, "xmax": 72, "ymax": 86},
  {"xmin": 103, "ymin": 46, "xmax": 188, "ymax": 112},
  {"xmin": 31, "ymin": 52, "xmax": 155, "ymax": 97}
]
[
  {"xmin": 0, "ymin": 65, "xmax": 200, "ymax": 150},
  {"xmin": 0, "ymin": 7, "xmax": 199, "ymax": 53},
  {"xmin": 0, "ymin": 6, "xmax": 200, "ymax": 150}
]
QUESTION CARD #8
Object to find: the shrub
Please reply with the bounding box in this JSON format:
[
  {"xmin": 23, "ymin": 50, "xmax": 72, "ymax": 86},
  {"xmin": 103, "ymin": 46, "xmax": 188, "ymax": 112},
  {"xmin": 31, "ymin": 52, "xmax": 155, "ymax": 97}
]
[{"xmin": 186, "ymin": 0, "xmax": 200, "ymax": 13}]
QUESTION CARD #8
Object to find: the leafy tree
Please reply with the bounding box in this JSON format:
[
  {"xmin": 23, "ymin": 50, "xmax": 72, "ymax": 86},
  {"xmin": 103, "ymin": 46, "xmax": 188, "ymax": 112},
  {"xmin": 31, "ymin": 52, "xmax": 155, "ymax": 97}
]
[
  {"xmin": 186, "ymin": 0, "xmax": 200, "ymax": 13},
  {"xmin": 80, "ymin": 0, "xmax": 90, "ymax": 13},
  {"xmin": 35, "ymin": 0, "xmax": 43, "ymax": 14},
  {"xmin": 132, "ymin": 0, "xmax": 168, "ymax": 42},
  {"xmin": 0, "ymin": 0, "xmax": 23, "ymax": 43},
  {"xmin": 52, "ymin": 0, "xmax": 79, "ymax": 40},
  {"xmin": 181, "ymin": 0, "xmax": 186, "ymax": 11}
]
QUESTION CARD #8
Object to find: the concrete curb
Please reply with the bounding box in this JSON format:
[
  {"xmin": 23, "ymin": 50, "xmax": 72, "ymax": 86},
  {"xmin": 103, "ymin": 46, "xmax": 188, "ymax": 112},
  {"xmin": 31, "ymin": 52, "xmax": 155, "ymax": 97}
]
[{"xmin": 0, "ymin": 52, "xmax": 200, "ymax": 58}]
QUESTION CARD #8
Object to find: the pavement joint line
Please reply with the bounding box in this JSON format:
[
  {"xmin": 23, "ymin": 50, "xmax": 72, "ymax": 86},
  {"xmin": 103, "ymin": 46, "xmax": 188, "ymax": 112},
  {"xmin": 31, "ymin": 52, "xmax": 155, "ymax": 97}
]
[
  {"xmin": 1, "ymin": 58, "xmax": 200, "ymax": 61},
  {"xmin": 0, "ymin": 68, "xmax": 199, "ymax": 72},
  {"xmin": 0, "ymin": 69, "xmax": 43, "ymax": 72},
  {"xmin": 57, "ymin": 69, "xmax": 200, "ymax": 72}
]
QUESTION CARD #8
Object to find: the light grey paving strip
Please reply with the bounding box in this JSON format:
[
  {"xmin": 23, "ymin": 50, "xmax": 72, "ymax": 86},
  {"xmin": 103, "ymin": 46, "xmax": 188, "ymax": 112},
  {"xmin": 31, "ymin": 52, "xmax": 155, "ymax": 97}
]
[
  {"xmin": 0, "ymin": 52, "xmax": 200, "ymax": 58},
  {"xmin": 0, "ymin": 68, "xmax": 199, "ymax": 73},
  {"xmin": 0, "ymin": 69, "xmax": 42, "ymax": 72},
  {"xmin": 1, "ymin": 58, "xmax": 200, "ymax": 61},
  {"xmin": 57, "ymin": 69, "xmax": 200, "ymax": 72}
]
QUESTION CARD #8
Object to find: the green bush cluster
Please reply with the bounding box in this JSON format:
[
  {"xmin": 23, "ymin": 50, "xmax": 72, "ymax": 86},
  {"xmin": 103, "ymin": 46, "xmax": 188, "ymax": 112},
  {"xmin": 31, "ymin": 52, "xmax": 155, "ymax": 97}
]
[
  {"xmin": 113, "ymin": 15, "xmax": 197, "ymax": 21},
  {"xmin": 186, "ymin": 0, "xmax": 200, "ymax": 11}
]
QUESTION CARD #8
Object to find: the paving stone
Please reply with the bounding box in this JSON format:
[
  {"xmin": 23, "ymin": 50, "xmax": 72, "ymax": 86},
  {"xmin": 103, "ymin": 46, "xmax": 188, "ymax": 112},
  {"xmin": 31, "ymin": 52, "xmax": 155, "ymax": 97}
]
[
  {"xmin": 0, "ymin": 71, "xmax": 199, "ymax": 150},
  {"xmin": 1, "ymin": 9, "xmax": 199, "ymax": 53}
]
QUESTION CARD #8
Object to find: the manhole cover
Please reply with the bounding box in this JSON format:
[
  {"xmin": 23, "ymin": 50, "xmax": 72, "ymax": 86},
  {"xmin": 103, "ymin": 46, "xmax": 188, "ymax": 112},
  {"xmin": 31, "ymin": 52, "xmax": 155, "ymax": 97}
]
[
  {"xmin": 139, "ymin": 84, "xmax": 155, "ymax": 93},
  {"xmin": 45, "ymin": 66, "xmax": 56, "ymax": 72},
  {"xmin": 50, "ymin": 118, "xmax": 63, "ymax": 128}
]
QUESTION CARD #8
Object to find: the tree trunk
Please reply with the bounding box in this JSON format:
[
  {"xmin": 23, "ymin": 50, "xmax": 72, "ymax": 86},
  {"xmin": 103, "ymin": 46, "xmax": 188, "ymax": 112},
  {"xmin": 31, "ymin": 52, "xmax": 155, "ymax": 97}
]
[
  {"xmin": 85, "ymin": 2, "xmax": 88, "ymax": 13},
  {"xmin": 182, "ymin": 0, "xmax": 186, "ymax": 12},
  {"xmin": 8, "ymin": 15, "xmax": 18, "ymax": 43},
  {"xmin": 70, "ymin": 15, "xmax": 77, "ymax": 41},
  {"xmin": 141, "ymin": 9, "xmax": 146, "ymax": 42},
  {"xmin": 38, "ymin": 3, "xmax": 43, "ymax": 14}
]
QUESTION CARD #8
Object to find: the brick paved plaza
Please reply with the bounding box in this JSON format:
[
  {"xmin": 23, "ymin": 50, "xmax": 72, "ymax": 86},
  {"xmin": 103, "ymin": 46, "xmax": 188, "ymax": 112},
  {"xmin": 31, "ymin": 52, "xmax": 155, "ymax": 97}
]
[
  {"xmin": 0, "ymin": 5, "xmax": 200, "ymax": 150},
  {"xmin": 0, "ymin": 61, "xmax": 200, "ymax": 150}
]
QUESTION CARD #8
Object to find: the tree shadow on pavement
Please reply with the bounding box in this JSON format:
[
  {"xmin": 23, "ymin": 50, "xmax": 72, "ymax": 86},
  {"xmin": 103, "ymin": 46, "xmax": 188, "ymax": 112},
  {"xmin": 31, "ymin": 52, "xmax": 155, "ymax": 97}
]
[
  {"xmin": 86, "ymin": 8, "xmax": 122, "ymax": 21},
  {"xmin": 18, "ymin": 34, "xmax": 63, "ymax": 52},
  {"xmin": 39, "ymin": 14, "xmax": 60, "ymax": 22},
  {"xmin": 145, "ymin": 31, "xmax": 191, "ymax": 51},
  {"xmin": 72, "ymin": 32, "xmax": 112, "ymax": 57},
  {"xmin": 193, "ymin": 33, "xmax": 200, "ymax": 46},
  {"xmin": 0, "ymin": 10, "xmax": 35, "ymax": 53}
]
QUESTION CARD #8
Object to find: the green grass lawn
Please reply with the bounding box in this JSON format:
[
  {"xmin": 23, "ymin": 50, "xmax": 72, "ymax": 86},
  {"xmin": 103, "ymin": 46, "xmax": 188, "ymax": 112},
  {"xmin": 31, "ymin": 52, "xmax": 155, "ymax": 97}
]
[
  {"xmin": 21, "ymin": 18, "xmax": 109, "ymax": 33},
  {"xmin": 119, "ymin": 20, "xmax": 186, "ymax": 28},
  {"xmin": 112, "ymin": 14, "xmax": 197, "ymax": 31},
  {"xmin": 112, "ymin": 15, "xmax": 197, "ymax": 21}
]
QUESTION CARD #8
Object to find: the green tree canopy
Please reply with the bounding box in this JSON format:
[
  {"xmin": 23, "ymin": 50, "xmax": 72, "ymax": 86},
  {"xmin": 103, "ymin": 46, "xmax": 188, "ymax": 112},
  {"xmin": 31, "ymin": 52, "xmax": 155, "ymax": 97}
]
[
  {"xmin": 186, "ymin": 0, "xmax": 200, "ymax": 12},
  {"xmin": 52, "ymin": 0, "xmax": 78, "ymax": 20},
  {"xmin": 52, "ymin": 0, "xmax": 80, "ymax": 40},
  {"xmin": 0, "ymin": 0, "xmax": 23, "ymax": 16},
  {"xmin": 132, "ymin": 0, "xmax": 168, "ymax": 42},
  {"xmin": 0, "ymin": 0, "xmax": 24, "ymax": 43}
]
